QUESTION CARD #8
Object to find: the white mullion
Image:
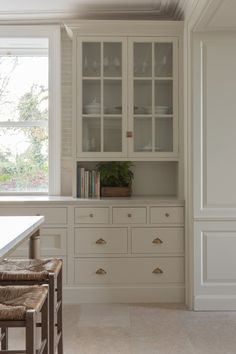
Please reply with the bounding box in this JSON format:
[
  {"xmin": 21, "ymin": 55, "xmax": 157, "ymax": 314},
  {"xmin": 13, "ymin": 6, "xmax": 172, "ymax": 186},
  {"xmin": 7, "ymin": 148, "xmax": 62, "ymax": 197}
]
[
  {"xmin": 101, "ymin": 41, "xmax": 104, "ymax": 153},
  {"xmin": 0, "ymin": 121, "xmax": 48, "ymax": 128}
]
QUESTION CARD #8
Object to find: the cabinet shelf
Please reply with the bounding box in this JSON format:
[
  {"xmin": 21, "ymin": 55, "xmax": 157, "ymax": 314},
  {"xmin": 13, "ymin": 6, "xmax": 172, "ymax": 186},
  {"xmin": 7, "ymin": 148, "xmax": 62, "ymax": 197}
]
[
  {"xmin": 82, "ymin": 76, "xmax": 122, "ymax": 80},
  {"xmin": 133, "ymin": 77, "xmax": 173, "ymax": 80},
  {"xmin": 82, "ymin": 114, "xmax": 123, "ymax": 118}
]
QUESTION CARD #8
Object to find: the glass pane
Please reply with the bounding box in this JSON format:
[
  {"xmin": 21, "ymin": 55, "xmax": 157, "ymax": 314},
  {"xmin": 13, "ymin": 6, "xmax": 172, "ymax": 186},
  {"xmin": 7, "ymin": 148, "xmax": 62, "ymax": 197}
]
[
  {"xmin": 134, "ymin": 117, "xmax": 152, "ymax": 152},
  {"xmin": 83, "ymin": 80, "xmax": 101, "ymax": 115},
  {"xmin": 83, "ymin": 42, "xmax": 101, "ymax": 77},
  {"xmin": 0, "ymin": 56, "xmax": 48, "ymax": 122},
  {"xmin": 82, "ymin": 117, "xmax": 101, "ymax": 152},
  {"xmin": 134, "ymin": 43, "xmax": 152, "ymax": 77},
  {"xmin": 155, "ymin": 118, "xmax": 173, "ymax": 152},
  {"xmin": 155, "ymin": 80, "xmax": 173, "ymax": 114},
  {"xmin": 104, "ymin": 80, "xmax": 122, "ymax": 114},
  {"xmin": 0, "ymin": 126, "xmax": 48, "ymax": 192},
  {"xmin": 134, "ymin": 80, "xmax": 152, "ymax": 115},
  {"xmin": 104, "ymin": 43, "xmax": 122, "ymax": 77},
  {"xmin": 104, "ymin": 117, "xmax": 122, "ymax": 152},
  {"xmin": 155, "ymin": 43, "xmax": 173, "ymax": 77}
]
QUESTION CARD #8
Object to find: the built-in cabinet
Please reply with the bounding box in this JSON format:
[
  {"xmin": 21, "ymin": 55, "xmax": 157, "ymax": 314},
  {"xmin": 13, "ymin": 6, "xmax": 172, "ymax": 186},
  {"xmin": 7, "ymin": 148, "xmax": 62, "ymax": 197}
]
[
  {"xmin": 66, "ymin": 21, "xmax": 183, "ymax": 200},
  {"xmin": 0, "ymin": 198, "xmax": 184, "ymax": 303},
  {"xmin": 77, "ymin": 35, "xmax": 178, "ymax": 158}
]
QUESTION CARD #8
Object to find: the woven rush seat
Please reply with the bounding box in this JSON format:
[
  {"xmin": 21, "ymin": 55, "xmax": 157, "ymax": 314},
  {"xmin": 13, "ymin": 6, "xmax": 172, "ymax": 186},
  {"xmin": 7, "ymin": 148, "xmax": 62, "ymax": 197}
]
[
  {"xmin": 0, "ymin": 285, "xmax": 48, "ymax": 320},
  {"xmin": 0, "ymin": 258, "xmax": 62, "ymax": 281}
]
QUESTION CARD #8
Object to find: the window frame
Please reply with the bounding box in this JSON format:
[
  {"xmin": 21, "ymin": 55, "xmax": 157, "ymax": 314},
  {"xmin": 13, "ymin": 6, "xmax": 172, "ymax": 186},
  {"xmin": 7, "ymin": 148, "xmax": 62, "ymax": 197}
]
[{"xmin": 0, "ymin": 25, "xmax": 61, "ymax": 195}]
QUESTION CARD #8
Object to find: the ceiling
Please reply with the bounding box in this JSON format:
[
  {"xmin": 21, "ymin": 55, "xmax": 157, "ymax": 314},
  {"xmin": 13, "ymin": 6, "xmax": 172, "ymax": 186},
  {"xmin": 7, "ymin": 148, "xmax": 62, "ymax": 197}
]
[
  {"xmin": 0, "ymin": 0, "xmax": 187, "ymax": 21},
  {"xmin": 195, "ymin": 0, "xmax": 236, "ymax": 31}
]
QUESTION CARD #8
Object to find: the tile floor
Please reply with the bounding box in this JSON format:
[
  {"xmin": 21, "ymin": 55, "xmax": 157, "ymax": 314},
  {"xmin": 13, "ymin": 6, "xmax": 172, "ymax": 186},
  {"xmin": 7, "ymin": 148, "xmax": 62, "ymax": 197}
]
[{"xmin": 7, "ymin": 303, "xmax": 236, "ymax": 353}]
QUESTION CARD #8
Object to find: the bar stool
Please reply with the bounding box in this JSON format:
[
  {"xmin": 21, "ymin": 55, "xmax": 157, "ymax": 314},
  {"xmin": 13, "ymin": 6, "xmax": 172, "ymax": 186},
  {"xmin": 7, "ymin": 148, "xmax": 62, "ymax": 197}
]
[
  {"xmin": 0, "ymin": 259, "xmax": 63, "ymax": 354},
  {"xmin": 0, "ymin": 285, "xmax": 48, "ymax": 354}
]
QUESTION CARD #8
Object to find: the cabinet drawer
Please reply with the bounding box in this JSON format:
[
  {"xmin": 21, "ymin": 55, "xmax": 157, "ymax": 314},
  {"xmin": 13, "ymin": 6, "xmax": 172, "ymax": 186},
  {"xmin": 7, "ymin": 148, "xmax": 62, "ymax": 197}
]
[
  {"xmin": 74, "ymin": 257, "xmax": 184, "ymax": 284},
  {"xmin": 75, "ymin": 228, "xmax": 128, "ymax": 254},
  {"xmin": 0, "ymin": 207, "xmax": 67, "ymax": 225},
  {"xmin": 74, "ymin": 207, "xmax": 109, "ymax": 224},
  {"xmin": 10, "ymin": 228, "xmax": 67, "ymax": 257},
  {"xmin": 112, "ymin": 207, "xmax": 146, "ymax": 224},
  {"xmin": 131, "ymin": 227, "xmax": 184, "ymax": 254},
  {"xmin": 150, "ymin": 207, "xmax": 184, "ymax": 224}
]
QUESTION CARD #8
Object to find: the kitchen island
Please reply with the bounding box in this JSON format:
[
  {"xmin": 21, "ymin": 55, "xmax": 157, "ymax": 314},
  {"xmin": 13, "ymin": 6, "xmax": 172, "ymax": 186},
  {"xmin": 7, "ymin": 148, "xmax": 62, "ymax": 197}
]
[{"xmin": 0, "ymin": 216, "xmax": 44, "ymax": 259}]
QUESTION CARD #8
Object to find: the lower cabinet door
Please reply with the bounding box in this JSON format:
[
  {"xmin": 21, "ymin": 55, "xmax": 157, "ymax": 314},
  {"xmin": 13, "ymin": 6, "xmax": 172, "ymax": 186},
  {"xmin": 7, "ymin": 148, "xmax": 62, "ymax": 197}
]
[
  {"xmin": 9, "ymin": 228, "xmax": 67, "ymax": 257},
  {"xmin": 74, "ymin": 257, "xmax": 184, "ymax": 284}
]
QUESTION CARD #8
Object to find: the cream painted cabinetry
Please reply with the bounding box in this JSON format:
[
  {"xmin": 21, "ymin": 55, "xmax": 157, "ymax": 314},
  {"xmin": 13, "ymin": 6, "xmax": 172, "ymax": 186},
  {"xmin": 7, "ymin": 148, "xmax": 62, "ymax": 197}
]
[
  {"xmin": 0, "ymin": 198, "xmax": 184, "ymax": 303},
  {"xmin": 65, "ymin": 21, "xmax": 184, "ymax": 200},
  {"xmin": 73, "ymin": 201, "xmax": 185, "ymax": 303}
]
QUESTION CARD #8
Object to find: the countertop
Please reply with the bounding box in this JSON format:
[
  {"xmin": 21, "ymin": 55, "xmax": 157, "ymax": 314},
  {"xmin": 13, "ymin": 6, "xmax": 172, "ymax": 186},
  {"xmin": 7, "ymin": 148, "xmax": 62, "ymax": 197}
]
[
  {"xmin": 0, "ymin": 195, "xmax": 185, "ymax": 206},
  {"xmin": 0, "ymin": 216, "xmax": 44, "ymax": 258}
]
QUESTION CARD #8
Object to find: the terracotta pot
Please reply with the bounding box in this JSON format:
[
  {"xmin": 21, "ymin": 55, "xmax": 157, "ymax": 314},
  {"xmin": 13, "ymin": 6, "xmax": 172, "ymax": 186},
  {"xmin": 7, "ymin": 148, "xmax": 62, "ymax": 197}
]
[{"xmin": 101, "ymin": 186, "xmax": 131, "ymax": 197}]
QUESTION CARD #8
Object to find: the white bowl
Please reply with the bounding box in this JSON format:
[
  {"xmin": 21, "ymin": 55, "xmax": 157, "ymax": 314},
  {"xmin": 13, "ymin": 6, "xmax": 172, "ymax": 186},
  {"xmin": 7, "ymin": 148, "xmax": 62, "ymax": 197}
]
[
  {"xmin": 84, "ymin": 105, "xmax": 101, "ymax": 114},
  {"xmin": 155, "ymin": 106, "xmax": 170, "ymax": 114}
]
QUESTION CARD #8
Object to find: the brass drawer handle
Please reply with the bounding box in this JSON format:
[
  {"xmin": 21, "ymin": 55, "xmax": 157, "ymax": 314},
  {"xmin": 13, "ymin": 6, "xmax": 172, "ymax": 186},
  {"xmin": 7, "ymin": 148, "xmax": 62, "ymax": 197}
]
[
  {"xmin": 152, "ymin": 237, "xmax": 163, "ymax": 244},
  {"xmin": 89, "ymin": 213, "xmax": 94, "ymax": 218},
  {"xmin": 127, "ymin": 213, "xmax": 132, "ymax": 218},
  {"xmin": 165, "ymin": 213, "xmax": 170, "ymax": 217},
  {"xmin": 95, "ymin": 238, "xmax": 107, "ymax": 245},
  {"xmin": 96, "ymin": 268, "xmax": 107, "ymax": 275},
  {"xmin": 152, "ymin": 267, "xmax": 163, "ymax": 274}
]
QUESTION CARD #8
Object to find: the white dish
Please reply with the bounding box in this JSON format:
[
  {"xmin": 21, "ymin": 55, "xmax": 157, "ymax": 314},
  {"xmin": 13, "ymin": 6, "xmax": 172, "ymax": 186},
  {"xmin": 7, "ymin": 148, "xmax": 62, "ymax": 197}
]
[
  {"xmin": 155, "ymin": 106, "xmax": 170, "ymax": 114},
  {"xmin": 84, "ymin": 105, "xmax": 101, "ymax": 114}
]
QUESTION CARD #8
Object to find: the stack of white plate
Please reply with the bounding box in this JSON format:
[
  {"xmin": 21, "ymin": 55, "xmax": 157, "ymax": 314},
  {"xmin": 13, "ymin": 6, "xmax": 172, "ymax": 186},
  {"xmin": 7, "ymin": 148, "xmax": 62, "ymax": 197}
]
[
  {"xmin": 145, "ymin": 106, "xmax": 171, "ymax": 114},
  {"xmin": 155, "ymin": 106, "xmax": 170, "ymax": 114}
]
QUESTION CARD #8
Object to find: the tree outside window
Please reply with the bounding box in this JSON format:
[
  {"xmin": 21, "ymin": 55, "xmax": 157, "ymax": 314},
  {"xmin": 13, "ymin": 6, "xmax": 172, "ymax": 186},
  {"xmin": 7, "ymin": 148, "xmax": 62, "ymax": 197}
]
[{"xmin": 0, "ymin": 53, "xmax": 49, "ymax": 193}]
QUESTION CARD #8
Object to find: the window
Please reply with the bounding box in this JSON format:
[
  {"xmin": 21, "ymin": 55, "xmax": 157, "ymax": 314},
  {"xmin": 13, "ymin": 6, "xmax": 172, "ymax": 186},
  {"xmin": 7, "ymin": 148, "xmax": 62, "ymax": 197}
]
[{"xmin": 0, "ymin": 26, "xmax": 60, "ymax": 194}]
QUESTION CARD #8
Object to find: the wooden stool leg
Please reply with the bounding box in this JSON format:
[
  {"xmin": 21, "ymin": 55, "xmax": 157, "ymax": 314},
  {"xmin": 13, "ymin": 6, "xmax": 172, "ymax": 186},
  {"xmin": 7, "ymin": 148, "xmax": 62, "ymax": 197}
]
[
  {"xmin": 26, "ymin": 310, "xmax": 36, "ymax": 354},
  {"xmin": 57, "ymin": 268, "xmax": 63, "ymax": 354},
  {"xmin": 42, "ymin": 293, "xmax": 49, "ymax": 354},
  {"xmin": 1, "ymin": 328, "xmax": 8, "ymax": 350},
  {"xmin": 49, "ymin": 274, "xmax": 55, "ymax": 354}
]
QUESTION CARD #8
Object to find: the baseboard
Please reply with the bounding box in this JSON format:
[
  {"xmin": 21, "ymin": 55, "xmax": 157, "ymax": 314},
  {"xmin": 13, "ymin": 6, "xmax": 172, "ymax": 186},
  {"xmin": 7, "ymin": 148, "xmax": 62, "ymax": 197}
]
[
  {"xmin": 63, "ymin": 285, "xmax": 185, "ymax": 304},
  {"xmin": 194, "ymin": 295, "xmax": 236, "ymax": 310}
]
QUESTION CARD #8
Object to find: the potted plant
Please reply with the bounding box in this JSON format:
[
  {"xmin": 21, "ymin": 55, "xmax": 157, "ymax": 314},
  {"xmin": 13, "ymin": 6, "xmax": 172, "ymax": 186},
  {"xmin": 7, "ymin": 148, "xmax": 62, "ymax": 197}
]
[{"xmin": 96, "ymin": 161, "xmax": 134, "ymax": 197}]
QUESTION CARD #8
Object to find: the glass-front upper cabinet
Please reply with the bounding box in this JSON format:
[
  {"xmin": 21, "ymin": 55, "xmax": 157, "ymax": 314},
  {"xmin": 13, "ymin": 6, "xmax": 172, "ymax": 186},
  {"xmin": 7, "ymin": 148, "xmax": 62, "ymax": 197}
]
[
  {"xmin": 128, "ymin": 38, "xmax": 178, "ymax": 157},
  {"xmin": 77, "ymin": 38, "xmax": 127, "ymax": 157}
]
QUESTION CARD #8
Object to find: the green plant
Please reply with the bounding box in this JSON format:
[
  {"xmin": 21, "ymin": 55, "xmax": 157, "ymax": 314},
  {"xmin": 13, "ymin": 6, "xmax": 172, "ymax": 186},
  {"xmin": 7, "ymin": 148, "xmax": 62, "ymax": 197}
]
[{"xmin": 96, "ymin": 161, "xmax": 134, "ymax": 187}]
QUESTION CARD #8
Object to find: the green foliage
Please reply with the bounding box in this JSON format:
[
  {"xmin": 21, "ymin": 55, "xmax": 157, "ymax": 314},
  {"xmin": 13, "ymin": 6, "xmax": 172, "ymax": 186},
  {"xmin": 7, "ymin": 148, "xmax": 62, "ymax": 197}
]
[
  {"xmin": 0, "ymin": 83, "xmax": 48, "ymax": 192},
  {"xmin": 96, "ymin": 161, "xmax": 134, "ymax": 187}
]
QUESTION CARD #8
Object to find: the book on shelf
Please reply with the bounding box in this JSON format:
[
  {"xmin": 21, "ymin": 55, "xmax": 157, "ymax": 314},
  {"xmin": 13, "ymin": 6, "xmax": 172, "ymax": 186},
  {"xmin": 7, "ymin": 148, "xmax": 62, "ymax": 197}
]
[{"xmin": 77, "ymin": 167, "xmax": 100, "ymax": 198}]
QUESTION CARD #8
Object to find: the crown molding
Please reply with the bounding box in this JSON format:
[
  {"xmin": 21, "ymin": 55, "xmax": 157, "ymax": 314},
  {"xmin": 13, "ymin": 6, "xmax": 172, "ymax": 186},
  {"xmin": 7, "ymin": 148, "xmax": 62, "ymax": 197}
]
[{"xmin": 0, "ymin": 0, "xmax": 185, "ymax": 22}]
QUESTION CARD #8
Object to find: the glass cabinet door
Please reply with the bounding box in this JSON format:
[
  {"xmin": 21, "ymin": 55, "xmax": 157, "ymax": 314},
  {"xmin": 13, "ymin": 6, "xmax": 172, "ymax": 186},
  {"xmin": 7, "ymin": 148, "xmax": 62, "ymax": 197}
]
[
  {"xmin": 130, "ymin": 39, "xmax": 177, "ymax": 156},
  {"xmin": 77, "ymin": 38, "xmax": 126, "ymax": 157}
]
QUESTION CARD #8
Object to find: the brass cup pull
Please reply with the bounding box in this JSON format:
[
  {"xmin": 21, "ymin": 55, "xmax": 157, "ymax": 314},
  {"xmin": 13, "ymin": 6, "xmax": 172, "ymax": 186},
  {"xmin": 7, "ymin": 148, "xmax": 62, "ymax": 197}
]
[
  {"xmin": 152, "ymin": 237, "xmax": 163, "ymax": 244},
  {"xmin": 96, "ymin": 268, "xmax": 107, "ymax": 275},
  {"xmin": 95, "ymin": 238, "xmax": 107, "ymax": 245},
  {"xmin": 89, "ymin": 213, "xmax": 94, "ymax": 218},
  {"xmin": 127, "ymin": 213, "xmax": 132, "ymax": 218},
  {"xmin": 165, "ymin": 213, "xmax": 170, "ymax": 217},
  {"xmin": 152, "ymin": 267, "xmax": 163, "ymax": 274}
]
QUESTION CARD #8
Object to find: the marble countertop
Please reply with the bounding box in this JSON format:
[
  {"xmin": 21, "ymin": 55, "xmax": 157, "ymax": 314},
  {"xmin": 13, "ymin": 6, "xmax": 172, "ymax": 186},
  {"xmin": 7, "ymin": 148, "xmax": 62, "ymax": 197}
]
[
  {"xmin": 0, "ymin": 216, "xmax": 44, "ymax": 259},
  {"xmin": 0, "ymin": 195, "xmax": 185, "ymax": 206}
]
